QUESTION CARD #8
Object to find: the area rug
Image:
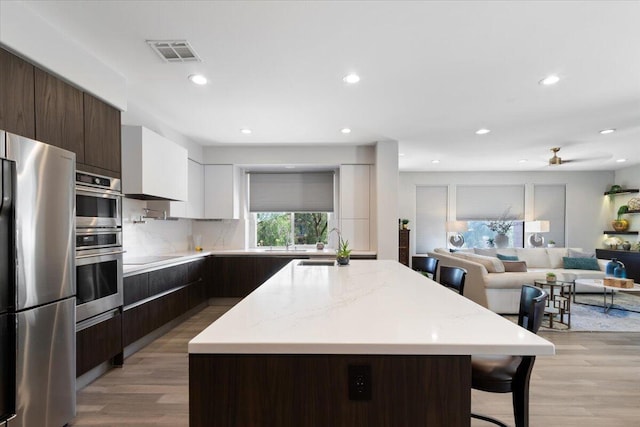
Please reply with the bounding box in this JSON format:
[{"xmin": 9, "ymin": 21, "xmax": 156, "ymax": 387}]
[{"xmin": 505, "ymin": 292, "xmax": 640, "ymax": 332}]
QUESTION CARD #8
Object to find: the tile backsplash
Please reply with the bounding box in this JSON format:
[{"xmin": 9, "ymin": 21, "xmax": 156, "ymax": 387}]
[{"xmin": 122, "ymin": 198, "xmax": 245, "ymax": 256}]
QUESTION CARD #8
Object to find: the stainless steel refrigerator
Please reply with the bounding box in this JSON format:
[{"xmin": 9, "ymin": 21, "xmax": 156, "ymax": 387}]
[{"xmin": 0, "ymin": 131, "xmax": 76, "ymax": 427}]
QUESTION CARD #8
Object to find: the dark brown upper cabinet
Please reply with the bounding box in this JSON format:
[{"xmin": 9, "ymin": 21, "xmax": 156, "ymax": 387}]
[
  {"xmin": 0, "ymin": 48, "xmax": 35, "ymax": 138},
  {"xmin": 82, "ymin": 93, "xmax": 121, "ymax": 176},
  {"xmin": 34, "ymin": 68, "xmax": 85, "ymax": 161}
]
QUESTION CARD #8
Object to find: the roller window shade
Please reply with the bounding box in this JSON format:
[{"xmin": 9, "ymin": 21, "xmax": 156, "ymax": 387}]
[
  {"xmin": 534, "ymin": 184, "xmax": 566, "ymax": 247},
  {"xmin": 416, "ymin": 186, "xmax": 448, "ymax": 253},
  {"xmin": 456, "ymin": 185, "xmax": 525, "ymax": 220},
  {"xmin": 249, "ymin": 172, "xmax": 334, "ymax": 212}
]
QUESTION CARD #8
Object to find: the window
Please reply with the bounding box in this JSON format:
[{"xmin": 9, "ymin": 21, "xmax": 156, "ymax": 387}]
[
  {"xmin": 256, "ymin": 212, "xmax": 329, "ymax": 247},
  {"xmin": 462, "ymin": 220, "xmax": 525, "ymax": 248}
]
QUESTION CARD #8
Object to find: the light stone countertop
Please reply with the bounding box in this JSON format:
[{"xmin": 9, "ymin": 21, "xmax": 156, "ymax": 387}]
[
  {"xmin": 188, "ymin": 259, "xmax": 555, "ymax": 356},
  {"xmin": 122, "ymin": 248, "xmax": 376, "ymax": 276}
]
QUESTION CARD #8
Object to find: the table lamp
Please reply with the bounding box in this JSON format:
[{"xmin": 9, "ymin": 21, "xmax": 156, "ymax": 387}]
[
  {"xmin": 446, "ymin": 221, "xmax": 468, "ymax": 248},
  {"xmin": 525, "ymin": 220, "xmax": 550, "ymax": 247}
]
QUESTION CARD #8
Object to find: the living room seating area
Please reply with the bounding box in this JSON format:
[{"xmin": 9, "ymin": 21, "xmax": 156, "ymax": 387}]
[{"xmin": 425, "ymin": 248, "xmax": 607, "ymax": 314}]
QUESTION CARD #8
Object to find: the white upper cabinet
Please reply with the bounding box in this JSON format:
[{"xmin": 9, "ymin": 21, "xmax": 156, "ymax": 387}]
[
  {"xmin": 121, "ymin": 125, "xmax": 188, "ymax": 201},
  {"xmin": 186, "ymin": 160, "xmax": 204, "ymax": 218},
  {"xmin": 340, "ymin": 164, "xmax": 370, "ymax": 219},
  {"xmin": 339, "ymin": 164, "xmax": 371, "ymax": 250},
  {"xmin": 147, "ymin": 159, "xmax": 204, "ymax": 219},
  {"xmin": 204, "ymin": 164, "xmax": 239, "ymax": 219}
]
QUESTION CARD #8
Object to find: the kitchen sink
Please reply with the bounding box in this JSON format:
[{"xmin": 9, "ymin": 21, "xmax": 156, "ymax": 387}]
[
  {"xmin": 297, "ymin": 260, "xmax": 335, "ymax": 266},
  {"xmin": 123, "ymin": 255, "xmax": 182, "ymax": 265}
]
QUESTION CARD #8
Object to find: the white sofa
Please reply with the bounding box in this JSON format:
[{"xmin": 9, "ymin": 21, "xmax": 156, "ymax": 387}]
[{"xmin": 427, "ymin": 247, "xmax": 606, "ymax": 314}]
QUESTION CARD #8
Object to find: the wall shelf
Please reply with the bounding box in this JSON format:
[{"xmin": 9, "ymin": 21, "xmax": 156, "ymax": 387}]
[
  {"xmin": 604, "ymin": 189, "xmax": 639, "ymax": 196},
  {"xmin": 624, "ymin": 210, "xmax": 640, "ymax": 214},
  {"xmin": 603, "ymin": 231, "xmax": 639, "ymax": 235}
]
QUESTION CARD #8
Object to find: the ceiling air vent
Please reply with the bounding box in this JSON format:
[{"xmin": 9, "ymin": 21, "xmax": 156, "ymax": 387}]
[{"xmin": 146, "ymin": 40, "xmax": 202, "ymax": 62}]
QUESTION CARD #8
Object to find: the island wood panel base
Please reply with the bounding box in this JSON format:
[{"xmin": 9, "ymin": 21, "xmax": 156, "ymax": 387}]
[{"xmin": 189, "ymin": 353, "xmax": 470, "ymax": 427}]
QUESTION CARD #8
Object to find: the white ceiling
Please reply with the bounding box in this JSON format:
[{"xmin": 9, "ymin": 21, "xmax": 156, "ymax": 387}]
[{"xmin": 22, "ymin": 0, "xmax": 640, "ymax": 172}]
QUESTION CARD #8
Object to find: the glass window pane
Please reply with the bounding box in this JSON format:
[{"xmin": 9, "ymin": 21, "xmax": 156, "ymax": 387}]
[
  {"xmin": 256, "ymin": 213, "xmax": 292, "ymax": 246},
  {"xmin": 294, "ymin": 213, "xmax": 328, "ymax": 244}
]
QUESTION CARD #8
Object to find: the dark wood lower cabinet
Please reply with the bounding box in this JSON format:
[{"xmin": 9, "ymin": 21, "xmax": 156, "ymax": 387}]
[
  {"xmin": 122, "ymin": 303, "xmax": 150, "ymax": 347},
  {"xmin": 76, "ymin": 311, "xmax": 123, "ymax": 377},
  {"xmin": 190, "ymin": 354, "xmax": 470, "ymax": 427},
  {"xmin": 122, "ymin": 258, "xmax": 209, "ymax": 349},
  {"xmin": 596, "ymin": 249, "xmax": 640, "ymax": 281},
  {"xmin": 209, "ymin": 256, "xmax": 301, "ymax": 298}
]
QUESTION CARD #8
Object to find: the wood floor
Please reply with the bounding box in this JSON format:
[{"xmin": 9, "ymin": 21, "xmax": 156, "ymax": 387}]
[{"xmin": 70, "ymin": 301, "xmax": 640, "ymax": 427}]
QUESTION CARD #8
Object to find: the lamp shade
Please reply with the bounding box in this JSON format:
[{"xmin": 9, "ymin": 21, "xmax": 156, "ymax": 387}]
[
  {"xmin": 446, "ymin": 221, "xmax": 468, "ymax": 233},
  {"xmin": 525, "ymin": 220, "xmax": 550, "ymax": 233}
]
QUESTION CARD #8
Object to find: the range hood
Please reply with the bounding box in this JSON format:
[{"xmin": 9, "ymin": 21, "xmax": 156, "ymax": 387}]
[{"xmin": 121, "ymin": 126, "xmax": 188, "ymax": 201}]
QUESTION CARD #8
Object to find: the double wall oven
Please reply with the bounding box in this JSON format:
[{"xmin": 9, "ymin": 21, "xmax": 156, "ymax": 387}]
[{"xmin": 75, "ymin": 171, "xmax": 123, "ymax": 323}]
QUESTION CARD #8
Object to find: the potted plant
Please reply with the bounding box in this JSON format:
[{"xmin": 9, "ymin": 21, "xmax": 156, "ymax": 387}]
[
  {"xmin": 401, "ymin": 218, "xmax": 410, "ymax": 230},
  {"xmin": 485, "ymin": 209, "xmax": 514, "ymax": 248},
  {"xmin": 612, "ymin": 205, "xmax": 629, "ymax": 232},
  {"xmin": 331, "ymin": 228, "xmax": 352, "ymax": 265},
  {"xmin": 546, "ymin": 272, "xmax": 557, "ymax": 283},
  {"xmin": 547, "ymin": 240, "xmax": 556, "ymax": 248},
  {"xmin": 336, "ymin": 237, "xmax": 352, "ymax": 265}
]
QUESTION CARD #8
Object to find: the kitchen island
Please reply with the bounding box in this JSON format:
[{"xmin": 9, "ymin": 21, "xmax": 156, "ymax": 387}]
[{"xmin": 189, "ymin": 260, "xmax": 554, "ymax": 426}]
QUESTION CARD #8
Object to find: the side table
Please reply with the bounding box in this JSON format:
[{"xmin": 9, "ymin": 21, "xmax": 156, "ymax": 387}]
[{"xmin": 533, "ymin": 280, "xmax": 574, "ymax": 329}]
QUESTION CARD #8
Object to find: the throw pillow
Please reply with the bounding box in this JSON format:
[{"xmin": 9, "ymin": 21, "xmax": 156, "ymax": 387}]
[
  {"xmin": 567, "ymin": 248, "xmax": 596, "ymax": 258},
  {"xmin": 502, "ymin": 260, "xmax": 528, "ymax": 272},
  {"xmin": 497, "ymin": 254, "xmax": 519, "ymax": 261},
  {"xmin": 563, "ymin": 257, "xmax": 600, "ymax": 271},
  {"xmin": 474, "ymin": 248, "xmax": 497, "ymax": 257},
  {"xmin": 456, "ymin": 252, "xmax": 505, "ymax": 273}
]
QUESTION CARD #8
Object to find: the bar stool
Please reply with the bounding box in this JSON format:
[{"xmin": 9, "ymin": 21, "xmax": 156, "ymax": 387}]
[
  {"xmin": 471, "ymin": 284, "xmax": 548, "ymax": 427},
  {"xmin": 412, "ymin": 256, "xmax": 439, "ymax": 280}
]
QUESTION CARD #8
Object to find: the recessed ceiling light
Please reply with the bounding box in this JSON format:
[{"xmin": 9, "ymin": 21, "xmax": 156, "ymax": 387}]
[
  {"xmin": 399, "ymin": 153, "xmax": 405, "ymax": 157},
  {"xmin": 284, "ymin": 165, "xmax": 295, "ymax": 169},
  {"xmin": 188, "ymin": 74, "xmax": 207, "ymax": 85},
  {"xmin": 600, "ymin": 128, "xmax": 616, "ymax": 135},
  {"xmin": 616, "ymin": 158, "xmax": 627, "ymax": 163},
  {"xmin": 240, "ymin": 128, "xmax": 252, "ymax": 134},
  {"xmin": 431, "ymin": 160, "xmax": 440, "ymax": 164},
  {"xmin": 518, "ymin": 159, "xmax": 528, "ymax": 163},
  {"xmin": 343, "ymin": 73, "xmax": 360, "ymax": 84},
  {"xmin": 539, "ymin": 75, "xmax": 560, "ymax": 86},
  {"xmin": 341, "ymin": 128, "xmax": 352, "ymax": 134},
  {"xmin": 475, "ymin": 128, "xmax": 491, "ymax": 135}
]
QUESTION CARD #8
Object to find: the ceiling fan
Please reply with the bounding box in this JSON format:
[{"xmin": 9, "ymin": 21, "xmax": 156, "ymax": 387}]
[
  {"xmin": 549, "ymin": 147, "xmax": 570, "ymax": 165},
  {"xmin": 548, "ymin": 147, "xmax": 611, "ymax": 166}
]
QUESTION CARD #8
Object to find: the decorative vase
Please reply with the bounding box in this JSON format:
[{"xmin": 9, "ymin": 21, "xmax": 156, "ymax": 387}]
[
  {"xmin": 494, "ymin": 233, "xmax": 509, "ymax": 248},
  {"xmin": 614, "ymin": 262, "xmax": 627, "ymax": 278},
  {"xmin": 605, "ymin": 258, "xmax": 622, "ymax": 276},
  {"xmin": 611, "ymin": 219, "xmax": 629, "ymax": 232},
  {"xmin": 316, "ymin": 242, "xmax": 325, "ymax": 250},
  {"xmin": 337, "ymin": 256, "xmax": 350, "ymax": 266},
  {"xmin": 622, "ymin": 242, "xmax": 631, "ymax": 251},
  {"xmin": 546, "ymin": 276, "xmax": 556, "ymax": 283}
]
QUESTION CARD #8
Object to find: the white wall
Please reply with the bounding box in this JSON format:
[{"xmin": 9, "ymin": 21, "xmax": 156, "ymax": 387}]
[
  {"xmin": 400, "ymin": 170, "xmax": 614, "ymax": 254},
  {"xmin": 202, "ymin": 145, "xmax": 374, "ymax": 165},
  {"xmin": 374, "ymin": 141, "xmax": 399, "ymax": 260},
  {"xmin": 122, "ymin": 199, "xmax": 194, "ymax": 256}
]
